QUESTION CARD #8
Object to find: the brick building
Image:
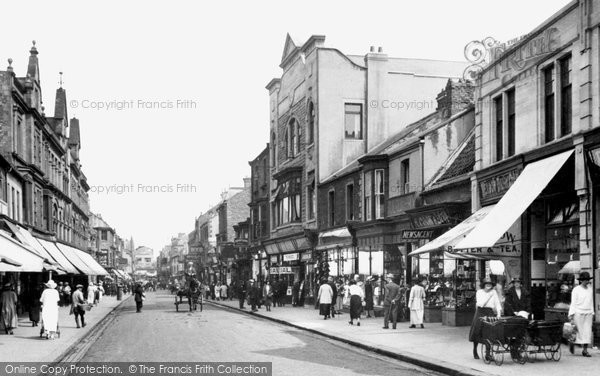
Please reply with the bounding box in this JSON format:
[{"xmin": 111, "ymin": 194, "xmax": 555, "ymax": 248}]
[{"xmin": 246, "ymin": 145, "xmax": 270, "ymax": 282}]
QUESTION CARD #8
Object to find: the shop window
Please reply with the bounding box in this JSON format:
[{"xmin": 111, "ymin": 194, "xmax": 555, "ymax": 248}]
[
  {"xmin": 559, "ymin": 55, "xmax": 572, "ymax": 137},
  {"xmin": 344, "ymin": 103, "xmax": 362, "ymax": 139},
  {"xmin": 374, "ymin": 169, "xmax": 385, "ymax": 219},
  {"xmin": 274, "ymin": 178, "xmax": 301, "ymax": 227},
  {"xmin": 507, "ymin": 89, "xmax": 515, "ymax": 157},
  {"xmin": 494, "ymin": 95, "xmax": 503, "ymax": 162},
  {"xmin": 544, "ymin": 64, "xmax": 555, "ymax": 143},
  {"xmin": 363, "ymin": 171, "xmax": 372, "ymax": 221},
  {"xmin": 346, "ymin": 184, "xmax": 354, "ymax": 221}
]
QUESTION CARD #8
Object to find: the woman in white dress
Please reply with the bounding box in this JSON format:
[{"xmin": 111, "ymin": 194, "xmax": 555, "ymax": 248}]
[
  {"xmin": 408, "ymin": 279, "xmax": 426, "ymax": 328},
  {"xmin": 568, "ymin": 272, "xmax": 594, "ymax": 357},
  {"xmin": 317, "ymin": 279, "xmax": 334, "ymax": 320},
  {"xmin": 40, "ymin": 280, "xmax": 60, "ymax": 339}
]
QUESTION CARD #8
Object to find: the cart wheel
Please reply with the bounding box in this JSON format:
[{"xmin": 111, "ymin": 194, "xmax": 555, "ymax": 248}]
[
  {"xmin": 481, "ymin": 343, "xmax": 491, "ymax": 365},
  {"xmin": 551, "ymin": 344, "xmax": 561, "ymax": 361},
  {"xmin": 492, "ymin": 341, "xmax": 504, "ymax": 366},
  {"xmin": 543, "ymin": 345, "xmax": 553, "ymax": 360}
]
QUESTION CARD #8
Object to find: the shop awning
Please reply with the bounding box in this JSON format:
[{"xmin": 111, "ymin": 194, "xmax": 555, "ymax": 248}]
[
  {"xmin": 0, "ymin": 232, "xmax": 45, "ymax": 272},
  {"xmin": 14, "ymin": 227, "xmax": 62, "ymax": 270},
  {"xmin": 37, "ymin": 239, "xmax": 80, "ymax": 274},
  {"xmin": 409, "ymin": 205, "xmax": 495, "ymax": 256},
  {"xmin": 55, "ymin": 243, "xmax": 96, "ymax": 275},
  {"xmin": 0, "ymin": 256, "xmax": 22, "ymax": 267},
  {"xmin": 75, "ymin": 249, "xmax": 109, "ymax": 276},
  {"xmin": 455, "ymin": 150, "xmax": 573, "ymax": 249}
]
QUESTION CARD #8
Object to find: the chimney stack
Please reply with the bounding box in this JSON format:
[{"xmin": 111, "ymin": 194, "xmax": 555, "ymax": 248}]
[
  {"xmin": 378, "ymin": 47, "xmax": 383, "ymax": 53},
  {"xmin": 370, "ymin": 46, "xmax": 375, "ymax": 52},
  {"xmin": 243, "ymin": 177, "xmax": 251, "ymax": 189}
]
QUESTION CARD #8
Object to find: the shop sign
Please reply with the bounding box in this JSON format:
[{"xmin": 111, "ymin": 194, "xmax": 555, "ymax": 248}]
[
  {"xmin": 411, "ymin": 210, "xmax": 451, "ymax": 228},
  {"xmin": 270, "ymin": 255, "xmax": 278, "ymax": 263},
  {"xmin": 479, "ymin": 168, "xmax": 521, "ymax": 202},
  {"xmin": 269, "ymin": 266, "xmax": 294, "ymax": 274},
  {"xmin": 401, "ymin": 230, "xmax": 433, "ymax": 240},
  {"xmin": 283, "ymin": 253, "xmax": 299, "ymax": 262},
  {"xmin": 447, "ymin": 229, "xmax": 522, "ymax": 257},
  {"xmin": 301, "ymin": 251, "xmax": 312, "ymax": 261}
]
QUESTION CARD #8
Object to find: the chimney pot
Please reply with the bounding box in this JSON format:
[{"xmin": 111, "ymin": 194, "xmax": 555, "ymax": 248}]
[
  {"xmin": 370, "ymin": 46, "xmax": 375, "ymax": 52},
  {"xmin": 378, "ymin": 47, "xmax": 383, "ymax": 53}
]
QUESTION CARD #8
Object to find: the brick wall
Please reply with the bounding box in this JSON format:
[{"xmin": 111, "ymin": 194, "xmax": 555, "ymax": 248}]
[
  {"xmin": 226, "ymin": 187, "xmax": 251, "ymax": 242},
  {"xmin": 436, "ymin": 79, "xmax": 474, "ymax": 119}
]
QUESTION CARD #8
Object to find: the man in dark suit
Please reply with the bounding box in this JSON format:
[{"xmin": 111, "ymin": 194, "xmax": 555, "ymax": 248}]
[
  {"xmin": 383, "ymin": 274, "xmax": 401, "ymax": 329},
  {"xmin": 327, "ymin": 276, "xmax": 337, "ymax": 318},
  {"xmin": 236, "ymin": 280, "xmax": 247, "ymax": 309},
  {"xmin": 248, "ymin": 279, "xmax": 260, "ymax": 312}
]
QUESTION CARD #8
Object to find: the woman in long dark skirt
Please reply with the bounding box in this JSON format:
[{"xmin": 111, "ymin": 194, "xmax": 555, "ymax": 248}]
[
  {"xmin": 29, "ymin": 284, "xmax": 43, "ymax": 326},
  {"xmin": 364, "ymin": 277, "xmax": 374, "ymax": 318},
  {"xmin": 469, "ymin": 278, "xmax": 502, "ymax": 360},
  {"xmin": 347, "ymin": 280, "xmax": 365, "ymax": 326},
  {"xmin": 317, "ymin": 279, "xmax": 333, "ymax": 319}
]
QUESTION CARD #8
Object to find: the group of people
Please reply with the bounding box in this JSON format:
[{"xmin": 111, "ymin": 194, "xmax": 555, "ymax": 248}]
[
  {"xmin": 469, "ymin": 273, "xmax": 595, "ymax": 360},
  {"xmin": 0, "ymin": 278, "xmax": 116, "ymax": 339}
]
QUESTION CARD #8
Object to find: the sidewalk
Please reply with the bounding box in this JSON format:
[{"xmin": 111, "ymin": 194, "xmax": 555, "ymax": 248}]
[
  {"xmin": 0, "ymin": 294, "xmax": 132, "ymax": 362},
  {"xmin": 209, "ymin": 298, "xmax": 600, "ymax": 376}
]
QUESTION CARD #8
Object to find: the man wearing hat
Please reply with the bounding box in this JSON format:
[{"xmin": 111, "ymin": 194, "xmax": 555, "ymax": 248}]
[
  {"xmin": 504, "ymin": 277, "xmax": 530, "ymax": 317},
  {"xmin": 71, "ymin": 284, "xmax": 87, "ymax": 328},
  {"xmin": 568, "ymin": 272, "xmax": 594, "ymax": 357},
  {"xmin": 248, "ymin": 279, "xmax": 260, "ymax": 312},
  {"xmin": 382, "ymin": 273, "xmax": 400, "ymax": 329}
]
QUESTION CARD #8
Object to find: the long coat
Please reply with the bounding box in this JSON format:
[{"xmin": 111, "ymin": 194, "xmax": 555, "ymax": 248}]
[
  {"xmin": 504, "ymin": 287, "xmax": 531, "ymax": 316},
  {"xmin": 1, "ymin": 289, "xmax": 18, "ymax": 329}
]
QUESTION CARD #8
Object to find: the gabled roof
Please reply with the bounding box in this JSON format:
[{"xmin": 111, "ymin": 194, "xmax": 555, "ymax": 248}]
[
  {"xmin": 54, "ymin": 88, "xmax": 67, "ymax": 119},
  {"xmin": 425, "ymin": 129, "xmax": 475, "ymax": 190}
]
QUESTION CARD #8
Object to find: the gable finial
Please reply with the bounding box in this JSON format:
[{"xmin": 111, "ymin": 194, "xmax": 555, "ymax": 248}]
[
  {"xmin": 59, "ymin": 72, "xmax": 63, "ymax": 88},
  {"xmin": 30, "ymin": 40, "xmax": 38, "ymax": 55},
  {"xmin": 7, "ymin": 58, "xmax": 13, "ymax": 72}
]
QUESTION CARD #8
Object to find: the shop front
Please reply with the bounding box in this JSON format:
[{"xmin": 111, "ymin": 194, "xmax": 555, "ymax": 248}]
[
  {"xmin": 264, "ymin": 235, "xmax": 315, "ymax": 305},
  {"xmin": 404, "ymin": 203, "xmax": 470, "ymax": 323},
  {"xmin": 316, "ymin": 227, "xmax": 356, "ymax": 282}
]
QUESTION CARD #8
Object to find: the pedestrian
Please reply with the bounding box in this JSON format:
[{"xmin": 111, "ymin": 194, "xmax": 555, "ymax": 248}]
[
  {"xmin": 373, "ymin": 281, "xmax": 381, "ymax": 306},
  {"xmin": 317, "ymin": 278, "xmax": 334, "ymax": 320},
  {"xmin": 96, "ymin": 281, "xmax": 104, "ymax": 304},
  {"xmin": 56, "ymin": 282, "xmax": 63, "ymax": 307},
  {"xmin": 40, "ymin": 280, "xmax": 60, "ymax": 339},
  {"xmin": 228, "ymin": 283, "xmax": 234, "ymax": 300},
  {"xmin": 215, "ymin": 282, "xmax": 221, "ymax": 301},
  {"xmin": 335, "ymin": 279, "xmax": 344, "ymax": 314},
  {"xmin": 87, "ymin": 282, "xmax": 96, "ymax": 305},
  {"xmin": 327, "ymin": 276, "xmax": 337, "ymax": 318},
  {"xmin": 62, "ymin": 282, "xmax": 71, "ymax": 307},
  {"xmin": 71, "ymin": 284, "xmax": 87, "ymax": 328},
  {"xmin": 220, "ymin": 283, "xmax": 228, "ymax": 301},
  {"xmin": 134, "ymin": 283, "xmax": 145, "ymax": 313},
  {"xmin": 469, "ymin": 278, "xmax": 502, "ymax": 360},
  {"xmin": 278, "ymin": 280, "xmax": 288, "ymax": 306},
  {"xmin": 382, "ymin": 274, "xmax": 400, "ymax": 329},
  {"xmin": 568, "ymin": 272, "xmax": 594, "ymax": 357},
  {"xmin": 292, "ymin": 280, "xmax": 299, "ymax": 307},
  {"xmin": 248, "ymin": 280, "xmax": 259, "ymax": 312},
  {"xmin": 408, "ymin": 278, "xmax": 426, "ymax": 329},
  {"xmin": 263, "ymin": 280, "xmax": 273, "ymax": 312},
  {"xmin": 347, "ymin": 280, "xmax": 364, "ymax": 326},
  {"xmin": 29, "ymin": 283, "xmax": 43, "ymax": 327},
  {"xmin": 210, "ymin": 283, "xmax": 216, "ymax": 300},
  {"xmin": 237, "ymin": 280, "xmax": 247, "ymax": 309},
  {"xmin": 364, "ymin": 277, "xmax": 374, "ymax": 318},
  {"xmin": 504, "ymin": 277, "xmax": 530, "ymax": 317},
  {"xmin": 0, "ymin": 282, "xmax": 18, "ymax": 335}
]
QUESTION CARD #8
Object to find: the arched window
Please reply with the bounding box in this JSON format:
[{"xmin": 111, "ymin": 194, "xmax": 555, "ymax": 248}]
[
  {"xmin": 287, "ymin": 118, "xmax": 300, "ymax": 158},
  {"xmin": 308, "ymin": 101, "xmax": 315, "ymax": 144}
]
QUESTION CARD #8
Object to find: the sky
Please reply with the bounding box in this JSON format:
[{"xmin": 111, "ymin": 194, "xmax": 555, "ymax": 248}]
[{"xmin": 2, "ymin": 0, "xmax": 572, "ymax": 253}]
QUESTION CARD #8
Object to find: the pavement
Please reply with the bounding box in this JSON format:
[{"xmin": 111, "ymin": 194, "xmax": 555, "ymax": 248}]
[
  {"xmin": 0, "ymin": 294, "xmax": 133, "ymax": 362},
  {"xmin": 81, "ymin": 291, "xmax": 444, "ymax": 376},
  {"xmin": 208, "ymin": 298, "xmax": 600, "ymax": 376}
]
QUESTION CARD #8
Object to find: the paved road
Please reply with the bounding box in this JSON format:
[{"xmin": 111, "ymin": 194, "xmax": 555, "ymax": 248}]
[{"xmin": 80, "ymin": 291, "xmax": 444, "ymax": 376}]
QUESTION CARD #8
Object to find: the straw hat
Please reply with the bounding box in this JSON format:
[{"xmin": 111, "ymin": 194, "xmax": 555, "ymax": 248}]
[{"xmin": 45, "ymin": 280, "xmax": 57, "ymax": 289}]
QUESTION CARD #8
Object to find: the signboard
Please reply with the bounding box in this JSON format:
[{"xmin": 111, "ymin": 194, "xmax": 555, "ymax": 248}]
[
  {"xmin": 411, "ymin": 209, "xmax": 451, "ymax": 228},
  {"xmin": 479, "ymin": 168, "xmax": 522, "ymax": 203},
  {"xmin": 270, "ymin": 255, "xmax": 278, "ymax": 263},
  {"xmin": 269, "ymin": 266, "xmax": 294, "ymax": 274},
  {"xmin": 401, "ymin": 230, "xmax": 433, "ymax": 240},
  {"xmin": 283, "ymin": 253, "xmax": 299, "ymax": 262},
  {"xmin": 300, "ymin": 251, "xmax": 312, "ymax": 261},
  {"xmin": 448, "ymin": 220, "xmax": 522, "ymax": 258}
]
